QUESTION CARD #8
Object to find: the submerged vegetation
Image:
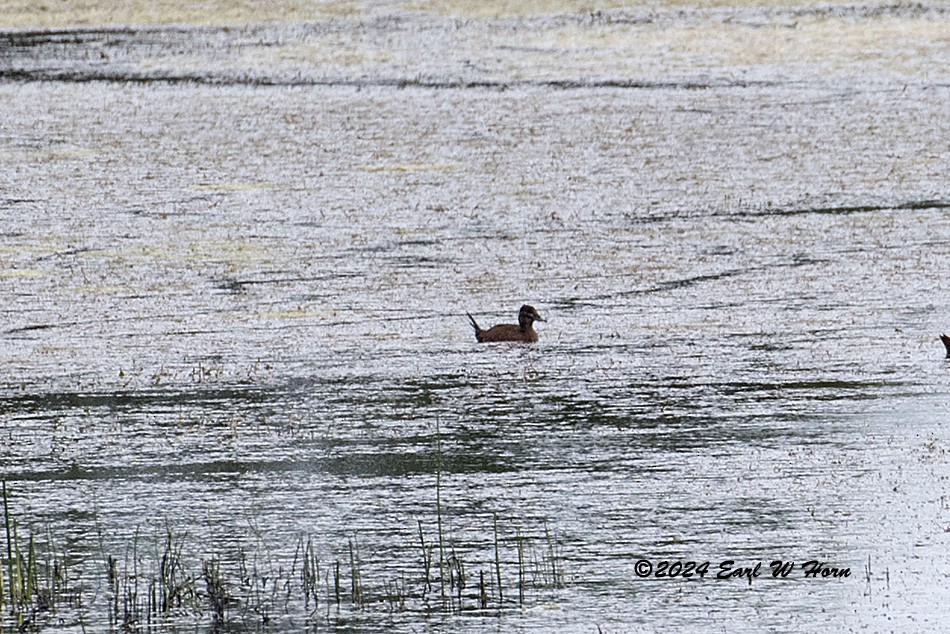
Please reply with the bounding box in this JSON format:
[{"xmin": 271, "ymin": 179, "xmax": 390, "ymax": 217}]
[{"xmin": 0, "ymin": 473, "xmax": 567, "ymax": 632}]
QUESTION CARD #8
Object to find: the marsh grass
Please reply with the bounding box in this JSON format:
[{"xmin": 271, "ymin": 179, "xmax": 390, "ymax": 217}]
[
  {"xmin": 1, "ymin": 482, "xmax": 80, "ymax": 631},
  {"xmin": 0, "ymin": 476, "xmax": 568, "ymax": 631},
  {"xmin": 105, "ymin": 526, "xmax": 203, "ymax": 629},
  {"xmin": 201, "ymin": 556, "xmax": 228, "ymax": 624},
  {"xmin": 348, "ymin": 537, "xmax": 363, "ymax": 608},
  {"xmin": 301, "ymin": 537, "xmax": 320, "ymax": 612}
]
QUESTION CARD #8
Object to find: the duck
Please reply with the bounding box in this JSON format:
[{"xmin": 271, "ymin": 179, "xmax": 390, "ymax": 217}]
[
  {"xmin": 941, "ymin": 334, "xmax": 950, "ymax": 358},
  {"xmin": 467, "ymin": 305, "xmax": 545, "ymax": 343}
]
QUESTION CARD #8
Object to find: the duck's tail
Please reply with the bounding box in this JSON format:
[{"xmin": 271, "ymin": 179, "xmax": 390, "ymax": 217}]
[
  {"xmin": 941, "ymin": 334, "xmax": 950, "ymax": 358},
  {"xmin": 467, "ymin": 313, "xmax": 483, "ymax": 340}
]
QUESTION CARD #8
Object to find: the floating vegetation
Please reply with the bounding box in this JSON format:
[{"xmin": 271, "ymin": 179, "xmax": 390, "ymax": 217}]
[{"xmin": 0, "ymin": 479, "xmax": 568, "ymax": 631}]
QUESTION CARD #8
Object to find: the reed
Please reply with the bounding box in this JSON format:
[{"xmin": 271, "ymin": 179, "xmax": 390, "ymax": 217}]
[
  {"xmin": 2, "ymin": 480, "xmax": 13, "ymax": 611},
  {"xmin": 478, "ymin": 570, "xmax": 488, "ymax": 609},
  {"xmin": 417, "ymin": 519, "xmax": 432, "ymax": 600},
  {"xmin": 446, "ymin": 546, "xmax": 464, "ymax": 607},
  {"xmin": 435, "ymin": 418, "xmax": 447, "ymax": 603},
  {"xmin": 104, "ymin": 525, "xmax": 203, "ymax": 628},
  {"xmin": 383, "ymin": 576, "xmax": 407, "ymax": 612},
  {"xmin": 348, "ymin": 537, "xmax": 363, "ymax": 608},
  {"xmin": 1, "ymin": 481, "xmax": 49, "ymax": 628},
  {"xmin": 158, "ymin": 526, "xmax": 199, "ymax": 614},
  {"xmin": 40, "ymin": 525, "xmax": 68, "ymax": 615},
  {"xmin": 542, "ymin": 521, "xmax": 566, "ymax": 589},
  {"xmin": 301, "ymin": 537, "xmax": 320, "ymax": 612},
  {"xmin": 332, "ymin": 558, "xmax": 342, "ymax": 607},
  {"xmin": 202, "ymin": 556, "xmax": 228, "ymax": 623},
  {"xmin": 0, "ymin": 478, "xmax": 570, "ymax": 630},
  {"xmin": 516, "ymin": 527, "xmax": 526, "ymax": 607},
  {"xmin": 493, "ymin": 513, "xmax": 502, "ymax": 604}
]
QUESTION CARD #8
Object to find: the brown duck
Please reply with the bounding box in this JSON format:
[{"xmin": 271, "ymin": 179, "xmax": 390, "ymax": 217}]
[
  {"xmin": 941, "ymin": 334, "xmax": 950, "ymax": 358},
  {"xmin": 467, "ymin": 305, "xmax": 545, "ymax": 343}
]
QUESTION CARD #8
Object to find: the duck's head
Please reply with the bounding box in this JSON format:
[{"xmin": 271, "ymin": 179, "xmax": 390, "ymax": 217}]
[{"xmin": 519, "ymin": 304, "xmax": 545, "ymax": 326}]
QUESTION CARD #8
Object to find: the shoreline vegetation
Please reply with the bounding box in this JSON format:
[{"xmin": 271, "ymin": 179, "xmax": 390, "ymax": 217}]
[{"xmin": 1, "ymin": 474, "xmax": 567, "ymax": 631}]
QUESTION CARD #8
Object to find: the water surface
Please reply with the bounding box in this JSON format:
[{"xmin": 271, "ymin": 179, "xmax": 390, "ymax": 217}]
[{"xmin": 1, "ymin": 2, "xmax": 949, "ymax": 632}]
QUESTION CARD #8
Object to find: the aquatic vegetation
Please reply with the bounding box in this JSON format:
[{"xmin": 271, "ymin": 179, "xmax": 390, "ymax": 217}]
[
  {"xmin": 0, "ymin": 481, "xmax": 568, "ymax": 630},
  {"xmin": 106, "ymin": 526, "xmax": 206, "ymax": 628},
  {"xmin": 1, "ymin": 482, "xmax": 79, "ymax": 631},
  {"xmin": 3, "ymin": 1, "xmax": 947, "ymax": 630}
]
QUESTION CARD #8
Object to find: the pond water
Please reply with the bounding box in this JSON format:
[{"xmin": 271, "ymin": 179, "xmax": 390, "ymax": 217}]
[{"xmin": 1, "ymin": 2, "xmax": 949, "ymax": 632}]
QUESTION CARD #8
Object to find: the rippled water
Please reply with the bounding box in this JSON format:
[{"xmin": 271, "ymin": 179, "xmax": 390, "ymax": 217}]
[{"xmin": 1, "ymin": 2, "xmax": 950, "ymax": 632}]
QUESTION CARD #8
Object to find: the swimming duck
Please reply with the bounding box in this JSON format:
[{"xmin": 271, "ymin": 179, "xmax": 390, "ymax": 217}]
[
  {"xmin": 467, "ymin": 305, "xmax": 545, "ymax": 343},
  {"xmin": 941, "ymin": 334, "xmax": 950, "ymax": 358}
]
